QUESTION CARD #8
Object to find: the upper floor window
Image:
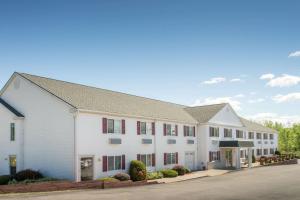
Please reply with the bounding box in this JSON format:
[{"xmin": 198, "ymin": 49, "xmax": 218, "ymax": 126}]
[
  {"xmin": 263, "ymin": 133, "xmax": 268, "ymax": 140},
  {"xmin": 256, "ymin": 133, "xmax": 262, "ymax": 139},
  {"xmin": 269, "ymin": 134, "xmax": 274, "ymax": 140},
  {"xmin": 137, "ymin": 121, "xmax": 155, "ymax": 135},
  {"xmin": 164, "ymin": 124, "xmax": 177, "ymax": 136},
  {"xmin": 248, "ymin": 132, "xmax": 254, "ymax": 139},
  {"xmin": 184, "ymin": 126, "xmax": 195, "ymax": 137},
  {"xmin": 10, "ymin": 123, "xmax": 15, "ymax": 141},
  {"xmin": 224, "ymin": 128, "xmax": 232, "ymax": 138},
  {"xmin": 103, "ymin": 118, "xmax": 125, "ymax": 134},
  {"xmin": 236, "ymin": 130, "xmax": 244, "ymax": 138},
  {"xmin": 209, "ymin": 127, "xmax": 219, "ymax": 137}
]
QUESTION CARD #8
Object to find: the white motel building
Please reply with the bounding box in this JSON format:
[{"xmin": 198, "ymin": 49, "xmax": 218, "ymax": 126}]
[{"xmin": 0, "ymin": 72, "xmax": 278, "ymax": 181}]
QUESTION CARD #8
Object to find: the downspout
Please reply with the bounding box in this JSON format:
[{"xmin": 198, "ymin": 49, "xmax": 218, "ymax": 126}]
[{"xmin": 73, "ymin": 110, "xmax": 79, "ymax": 181}]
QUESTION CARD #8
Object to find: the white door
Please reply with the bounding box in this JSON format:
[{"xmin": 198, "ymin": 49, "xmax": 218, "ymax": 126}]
[{"xmin": 185, "ymin": 152, "xmax": 195, "ymax": 171}]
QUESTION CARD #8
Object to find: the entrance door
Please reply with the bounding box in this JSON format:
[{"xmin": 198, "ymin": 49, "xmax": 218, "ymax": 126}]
[
  {"xmin": 225, "ymin": 150, "xmax": 233, "ymax": 167},
  {"xmin": 80, "ymin": 157, "xmax": 94, "ymax": 181},
  {"xmin": 9, "ymin": 155, "xmax": 17, "ymax": 176},
  {"xmin": 185, "ymin": 152, "xmax": 195, "ymax": 171}
]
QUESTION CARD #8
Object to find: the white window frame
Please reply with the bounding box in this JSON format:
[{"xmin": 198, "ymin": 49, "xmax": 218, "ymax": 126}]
[
  {"xmin": 140, "ymin": 154, "xmax": 153, "ymax": 167},
  {"xmin": 166, "ymin": 153, "xmax": 176, "ymax": 165},
  {"xmin": 107, "ymin": 155, "xmax": 122, "ymax": 171},
  {"xmin": 107, "ymin": 119, "xmax": 121, "ymax": 134},
  {"xmin": 224, "ymin": 128, "xmax": 232, "ymax": 138},
  {"xmin": 248, "ymin": 132, "xmax": 254, "ymax": 139},
  {"xmin": 236, "ymin": 130, "xmax": 243, "ymax": 138},
  {"xmin": 209, "ymin": 127, "xmax": 219, "ymax": 137}
]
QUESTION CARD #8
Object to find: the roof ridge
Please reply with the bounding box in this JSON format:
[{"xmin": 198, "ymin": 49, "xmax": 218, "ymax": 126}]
[
  {"xmin": 187, "ymin": 103, "xmax": 227, "ymax": 109},
  {"xmin": 18, "ymin": 72, "xmax": 186, "ymax": 108}
]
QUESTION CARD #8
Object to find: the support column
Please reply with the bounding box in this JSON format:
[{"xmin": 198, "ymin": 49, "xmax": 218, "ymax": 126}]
[
  {"xmin": 248, "ymin": 148, "xmax": 252, "ymax": 168},
  {"xmin": 236, "ymin": 148, "xmax": 241, "ymax": 169}
]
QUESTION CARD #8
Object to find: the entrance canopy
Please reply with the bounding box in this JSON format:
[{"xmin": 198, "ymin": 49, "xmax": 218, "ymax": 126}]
[{"xmin": 219, "ymin": 140, "xmax": 254, "ymax": 148}]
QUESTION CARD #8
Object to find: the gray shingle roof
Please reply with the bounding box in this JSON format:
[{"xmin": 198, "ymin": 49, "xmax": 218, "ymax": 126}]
[
  {"xmin": 19, "ymin": 73, "xmax": 197, "ymax": 123},
  {"xmin": 184, "ymin": 103, "xmax": 227, "ymax": 123},
  {"xmin": 239, "ymin": 117, "xmax": 277, "ymax": 133}
]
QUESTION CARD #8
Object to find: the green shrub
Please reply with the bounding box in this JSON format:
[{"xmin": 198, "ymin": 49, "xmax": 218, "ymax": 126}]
[
  {"xmin": 184, "ymin": 167, "xmax": 191, "ymax": 174},
  {"xmin": 275, "ymin": 150, "xmax": 281, "ymax": 155},
  {"xmin": 113, "ymin": 173, "xmax": 130, "ymax": 181},
  {"xmin": 97, "ymin": 177, "xmax": 120, "ymax": 182},
  {"xmin": 14, "ymin": 169, "xmax": 43, "ymax": 181},
  {"xmin": 160, "ymin": 169, "xmax": 178, "ymax": 178},
  {"xmin": 129, "ymin": 160, "xmax": 147, "ymax": 182},
  {"xmin": 172, "ymin": 165, "xmax": 186, "ymax": 176},
  {"xmin": 147, "ymin": 172, "xmax": 163, "ymax": 180},
  {"xmin": 252, "ymin": 155, "xmax": 256, "ymax": 163},
  {"xmin": 0, "ymin": 175, "xmax": 11, "ymax": 185}
]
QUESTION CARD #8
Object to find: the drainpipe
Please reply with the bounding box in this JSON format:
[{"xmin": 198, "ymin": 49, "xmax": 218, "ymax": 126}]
[{"xmin": 73, "ymin": 110, "xmax": 79, "ymax": 181}]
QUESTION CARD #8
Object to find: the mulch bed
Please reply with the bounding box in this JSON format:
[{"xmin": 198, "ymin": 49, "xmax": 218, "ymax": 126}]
[{"xmin": 0, "ymin": 180, "xmax": 158, "ymax": 194}]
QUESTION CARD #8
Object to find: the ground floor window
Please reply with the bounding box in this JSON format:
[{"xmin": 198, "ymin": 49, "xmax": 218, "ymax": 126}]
[
  {"xmin": 164, "ymin": 153, "xmax": 178, "ymax": 165},
  {"xmin": 209, "ymin": 151, "xmax": 220, "ymax": 162},
  {"xmin": 103, "ymin": 155, "xmax": 125, "ymax": 172},
  {"xmin": 256, "ymin": 149, "xmax": 262, "ymax": 156},
  {"xmin": 263, "ymin": 149, "xmax": 268, "ymax": 155},
  {"xmin": 137, "ymin": 154, "xmax": 155, "ymax": 167},
  {"xmin": 9, "ymin": 155, "xmax": 16, "ymax": 176},
  {"xmin": 270, "ymin": 148, "xmax": 274, "ymax": 155}
]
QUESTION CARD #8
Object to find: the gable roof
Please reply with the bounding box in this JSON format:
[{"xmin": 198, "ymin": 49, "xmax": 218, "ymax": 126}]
[
  {"xmin": 239, "ymin": 117, "xmax": 277, "ymax": 134},
  {"xmin": 184, "ymin": 103, "xmax": 227, "ymax": 123},
  {"xmin": 0, "ymin": 98, "xmax": 24, "ymax": 117},
  {"xmin": 17, "ymin": 73, "xmax": 197, "ymax": 124}
]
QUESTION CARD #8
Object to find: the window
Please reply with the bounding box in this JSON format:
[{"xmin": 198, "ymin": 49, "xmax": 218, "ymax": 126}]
[
  {"xmin": 209, "ymin": 127, "xmax": 219, "ymax": 137},
  {"xmin": 263, "ymin": 133, "xmax": 268, "ymax": 140},
  {"xmin": 270, "ymin": 148, "xmax": 274, "ymax": 155},
  {"xmin": 256, "ymin": 149, "xmax": 262, "ymax": 156},
  {"xmin": 209, "ymin": 151, "xmax": 220, "ymax": 162},
  {"xmin": 107, "ymin": 119, "xmax": 121, "ymax": 134},
  {"xmin": 269, "ymin": 134, "xmax": 274, "ymax": 140},
  {"xmin": 184, "ymin": 126, "xmax": 195, "ymax": 137},
  {"xmin": 248, "ymin": 132, "xmax": 254, "ymax": 139},
  {"xmin": 165, "ymin": 124, "xmax": 177, "ymax": 136},
  {"xmin": 9, "ymin": 155, "xmax": 17, "ymax": 176},
  {"xmin": 107, "ymin": 155, "xmax": 122, "ymax": 171},
  {"xmin": 139, "ymin": 154, "xmax": 153, "ymax": 167},
  {"xmin": 10, "ymin": 123, "xmax": 15, "ymax": 141},
  {"xmin": 236, "ymin": 130, "xmax": 243, "ymax": 138},
  {"xmin": 256, "ymin": 133, "xmax": 262, "ymax": 139},
  {"xmin": 240, "ymin": 150, "xmax": 245, "ymax": 158},
  {"xmin": 140, "ymin": 122, "xmax": 147, "ymax": 135},
  {"xmin": 166, "ymin": 153, "xmax": 177, "ymax": 165},
  {"xmin": 263, "ymin": 149, "xmax": 268, "ymax": 155},
  {"xmin": 224, "ymin": 128, "xmax": 232, "ymax": 138}
]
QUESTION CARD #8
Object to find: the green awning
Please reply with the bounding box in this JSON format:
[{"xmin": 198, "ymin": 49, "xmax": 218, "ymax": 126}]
[{"xmin": 219, "ymin": 140, "xmax": 254, "ymax": 148}]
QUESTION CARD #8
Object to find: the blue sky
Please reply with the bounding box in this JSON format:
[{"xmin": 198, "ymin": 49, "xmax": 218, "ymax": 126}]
[{"xmin": 0, "ymin": 0, "xmax": 299, "ymax": 125}]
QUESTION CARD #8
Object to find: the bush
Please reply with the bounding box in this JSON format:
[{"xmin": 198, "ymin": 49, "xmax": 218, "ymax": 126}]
[
  {"xmin": 275, "ymin": 150, "xmax": 281, "ymax": 155},
  {"xmin": 184, "ymin": 167, "xmax": 191, "ymax": 174},
  {"xmin": 147, "ymin": 172, "xmax": 163, "ymax": 180},
  {"xmin": 97, "ymin": 177, "xmax": 119, "ymax": 182},
  {"xmin": 252, "ymin": 155, "xmax": 256, "ymax": 163},
  {"xmin": 172, "ymin": 165, "xmax": 186, "ymax": 176},
  {"xmin": 113, "ymin": 173, "xmax": 130, "ymax": 181},
  {"xmin": 14, "ymin": 169, "xmax": 43, "ymax": 181},
  {"xmin": 160, "ymin": 169, "xmax": 178, "ymax": 178},
  {"xmin": 129, "ymin": 160, "xmax": 147, "ymax": 182},
  {"xmin": 0, "ymin": 175, "xmax": 11, "ymax": 185}
]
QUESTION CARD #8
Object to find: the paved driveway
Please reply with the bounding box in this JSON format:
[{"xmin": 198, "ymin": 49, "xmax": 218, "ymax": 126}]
[{"xmin": 1, "ymin": 164, "xmax": 300, "ymax": 200}]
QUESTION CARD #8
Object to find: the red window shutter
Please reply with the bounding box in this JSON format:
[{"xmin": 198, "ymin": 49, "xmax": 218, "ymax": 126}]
[
  {"xmin": 137, "ymin": 154, "xmax": 141, "ymax": 161},
  {"xmin": 122, "ymin": 155, "xmax": 125, "ymax": 170},
  {"xmin": 122, "ymin": 120, "xmax": 125, "ymax": 134},
  {"xmin": 217, "ymin": 151, "xmax": 220, "ymax": 160},
  {"xmin": 102, "ymin": 118, "xmax": 107, "ymax": 134},
  {"xmin": 193, "ymin": 126, "xmax": 196, "ymax": 137},
  {"xmin": 209, "ymin": 152, "xmax": 212, "ymax": 162},
  {"xmin": 137, "ymin": 121, "xmax": 140, "ymax": 135},
  {"xmin": 175, "ymin": 125, "xmax": 178, "ymax": 136},
  {"xmin": 163, "ymin": 124, "xmax": 166, "ymax": 136},
  {"xmin": 183, "ymin": 126, "xmax": 186, "ymax": 137},
  {"xmin": 152, "ymin": 122, "xmax": 155, "ymax": 135},
  {"xmin": 176, "ymin": 152, "xmax": 178, "ymax": 164},
  {"xmin": 164, "ymin": 153, "xmax": 167, "ymax": 165},
  {"xmin": 152, "ymin": 153, "xmax": 156, "ymax": 167},
  {"xmin": 103, "ymin": 156, "xmax": 107, "ymax": 172}
]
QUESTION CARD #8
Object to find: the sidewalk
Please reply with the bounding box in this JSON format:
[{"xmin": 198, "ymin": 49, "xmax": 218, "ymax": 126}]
[{"xmin": 149, "ymin": 169, "xmax": 231, "ymax": 184}]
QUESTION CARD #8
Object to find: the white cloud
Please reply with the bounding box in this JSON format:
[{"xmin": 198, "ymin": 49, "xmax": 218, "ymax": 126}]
[
  {"xmin": 235, "ymin": 94, "xmax": 245, "ymax": 98},
  {"xmin": 246, "ymin": 113, "xmax": 300, "ymax": 127},
  {"xmin": 250, "ymin": 92, "xmax": 257, "ymax": 96},
  {"xmin": 191, "ymin": 96, "xmax": 241, "ymax": 111},
  {"xmin": 288, "ymin": 51, "xmax": 300, "ymax": 57},
  {"xmin": 230, "ymin": 78, "xmax": 242, "ymax": 82},
  {"xmin": 266, "ymin": 74, "xmax": 300, "ymax": 87},
  {"xmin": 201, "ymin": 77, "xmax": 226, "ymax": 85},
  {"xmin": 248, "ymin": 98, "xmax": 265, "ymax": 104},
  {"xmin": 260, "ymin": 73, "xmax": 275, "ymax": 80},
  {"xmin": 272, "ymin": 93, "xmax": 300, "ymax": 103}
]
